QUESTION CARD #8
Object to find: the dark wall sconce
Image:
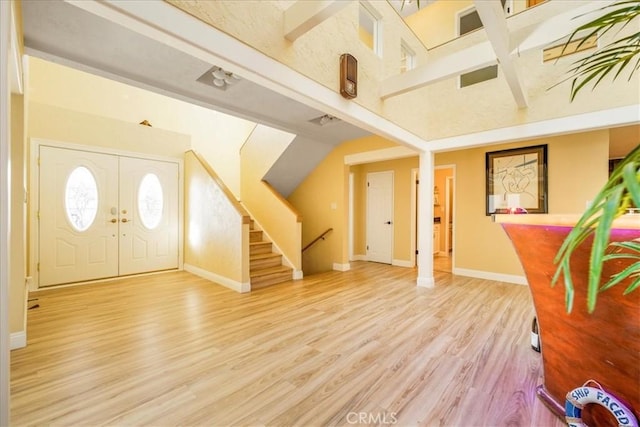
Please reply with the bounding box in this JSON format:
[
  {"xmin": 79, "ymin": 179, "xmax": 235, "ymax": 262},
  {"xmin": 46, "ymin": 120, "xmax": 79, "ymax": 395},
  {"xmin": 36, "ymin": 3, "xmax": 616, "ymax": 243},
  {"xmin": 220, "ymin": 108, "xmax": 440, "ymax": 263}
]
[{"xmin": 340, "ymin": 53, "xmax": 357, "ymax": 99}]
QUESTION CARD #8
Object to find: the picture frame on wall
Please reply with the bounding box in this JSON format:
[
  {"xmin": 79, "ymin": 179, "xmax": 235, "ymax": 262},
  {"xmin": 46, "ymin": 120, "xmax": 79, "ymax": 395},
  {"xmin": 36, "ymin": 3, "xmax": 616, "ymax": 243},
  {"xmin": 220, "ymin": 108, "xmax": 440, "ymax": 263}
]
[{"xmin": 485, "ymin": 144, "xmax": 548, "ymax": 215}]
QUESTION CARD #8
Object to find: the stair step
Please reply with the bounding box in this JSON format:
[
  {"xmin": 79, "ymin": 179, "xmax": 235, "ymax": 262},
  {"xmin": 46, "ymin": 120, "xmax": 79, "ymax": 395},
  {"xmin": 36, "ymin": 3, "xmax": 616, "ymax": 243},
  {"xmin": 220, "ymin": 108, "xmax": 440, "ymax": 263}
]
[
  {"xmin": 249, "ymin": 229, "xmax": 263, "ymax": 243},
  {"xmin": 250, "ymin": 241, "xmax": 272, "ymax": 255},
  {"xmin": 250, "ymin": 252, "xmax": 282, "ymax": 271},
  {"xmin": 251, "ymin": 265, "xmax": 293, "ymax": 289},
  {"xmin": 249, "ymin": 219, "xmax": 255, "ymax": 230}
]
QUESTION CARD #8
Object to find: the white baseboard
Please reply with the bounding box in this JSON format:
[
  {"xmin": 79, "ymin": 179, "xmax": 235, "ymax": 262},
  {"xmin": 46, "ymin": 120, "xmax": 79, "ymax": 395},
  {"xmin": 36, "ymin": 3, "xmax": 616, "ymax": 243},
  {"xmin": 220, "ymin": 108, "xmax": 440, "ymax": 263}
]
[
  {"xmin": 392, "ymin": 259, "xmax": 413, "ymax": 268},
  {"xmin": 184, "ymin": 264, "xmax": 251, "ymax": 293},
  {"xmin": 351, "ymin": 254, "xmax": 367, "ymax": 261},
  {"xmin": 293, "ymin": 270, "xmax": 303, "ymax": 280},
  {"xmin": 333, "ymin": 263, "xmax": 351, "ymax": 272},
  {"xmin": 417, "ymin": 276, "xmax": 435, "ymax": 288},
  {"xmin": 453, "ymin": 268, "xmax": 527, "ymax": 286},
  {"xmin": 10, "ymin": 331, "xmax": 26, "ymax": 350}
]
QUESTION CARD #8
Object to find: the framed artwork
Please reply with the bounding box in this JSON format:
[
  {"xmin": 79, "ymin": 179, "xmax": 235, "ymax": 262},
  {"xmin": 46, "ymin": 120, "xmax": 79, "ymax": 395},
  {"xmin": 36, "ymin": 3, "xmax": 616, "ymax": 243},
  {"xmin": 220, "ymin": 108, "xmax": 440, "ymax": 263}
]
[{"xmin": 485, "ymin": 144, "xmax": 548, "ymax": 215}]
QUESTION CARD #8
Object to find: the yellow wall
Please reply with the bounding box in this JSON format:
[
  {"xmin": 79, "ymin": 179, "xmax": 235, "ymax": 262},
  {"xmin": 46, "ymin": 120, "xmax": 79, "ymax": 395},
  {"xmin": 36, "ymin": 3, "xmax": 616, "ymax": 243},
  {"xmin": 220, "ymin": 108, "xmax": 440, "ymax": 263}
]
[
  {"xmin": 289, "ymin": 135, "xmax": 399, "ymax": 274},
  {"xmin": 351, "ymin": 156, "xmax": 419, "ymax": 263},
  {"xmin": 406, "ymin": 0, "xmax": 528, "ymax": 48},
  {"xmin": 27, "ymin": 57, "xmax": 254, "ymax": 197},
  {"xmin": 184, "ymin": 151, "xmax": 249, "ymax": 284},
  {"xmin": 28, "ymin": 103, "xmax": 191, "ymax": 158},
  {"xmin": 10, "ymin": 94, "xmax": 25, "ymax": 335},
  {"xmin": 406, "ymin": 0, "xmax": 474, "ymax": 48},
  {"xmin": 240, "ymin": 125, "xmax": 302, "ymax": 271},
  {"xmin": 435, "ymin": 129, "xmax": 609, "ymax": 276}
]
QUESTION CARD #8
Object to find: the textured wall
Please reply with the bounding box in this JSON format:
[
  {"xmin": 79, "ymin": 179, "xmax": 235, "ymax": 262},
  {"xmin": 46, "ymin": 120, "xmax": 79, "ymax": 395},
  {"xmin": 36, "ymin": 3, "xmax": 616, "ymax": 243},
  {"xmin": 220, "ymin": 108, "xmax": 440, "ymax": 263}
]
[
  {"xmin": 184, "ymin": 151, "xmax": 248, "ymax": 283},
  {"xmin": 168, "ymin": 1, "xmax": 639, "ymax": 143}
]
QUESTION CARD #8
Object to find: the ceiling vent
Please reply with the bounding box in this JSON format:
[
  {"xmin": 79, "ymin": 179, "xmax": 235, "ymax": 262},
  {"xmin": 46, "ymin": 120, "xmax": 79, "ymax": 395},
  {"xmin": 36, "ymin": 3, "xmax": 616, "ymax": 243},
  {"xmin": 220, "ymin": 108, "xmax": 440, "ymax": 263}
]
[
  {"xmin": 309, "ymin": 114, "xmax": 341, "ymax": 126},
  {"xmin": 196, "ymin": 65, "xmax": 241, "ymax": 91}
]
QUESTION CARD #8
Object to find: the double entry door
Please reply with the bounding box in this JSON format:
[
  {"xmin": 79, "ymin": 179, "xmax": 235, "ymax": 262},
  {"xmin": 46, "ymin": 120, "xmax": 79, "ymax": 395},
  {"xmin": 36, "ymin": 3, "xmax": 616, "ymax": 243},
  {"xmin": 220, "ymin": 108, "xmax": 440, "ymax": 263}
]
[{"xmin": 39, "ymin": 146, "xmax": 179, "ymax": 287}]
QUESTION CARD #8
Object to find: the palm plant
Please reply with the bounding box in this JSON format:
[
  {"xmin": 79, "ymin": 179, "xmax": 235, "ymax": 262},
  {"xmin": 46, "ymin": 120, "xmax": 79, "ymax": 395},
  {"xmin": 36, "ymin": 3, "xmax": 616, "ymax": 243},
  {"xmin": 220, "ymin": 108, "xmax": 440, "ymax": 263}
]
[{"xmin": 552, "ymin": 0, "xmax": 640, "ymax": 313}]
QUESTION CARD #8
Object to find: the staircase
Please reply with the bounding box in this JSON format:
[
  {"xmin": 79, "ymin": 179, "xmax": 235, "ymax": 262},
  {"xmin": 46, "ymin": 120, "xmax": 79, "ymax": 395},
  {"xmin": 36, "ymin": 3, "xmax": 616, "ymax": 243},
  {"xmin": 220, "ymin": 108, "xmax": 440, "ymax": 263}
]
[{"xmin": 249, "ymin": 220, "xmax": 294, "ymax": 289}]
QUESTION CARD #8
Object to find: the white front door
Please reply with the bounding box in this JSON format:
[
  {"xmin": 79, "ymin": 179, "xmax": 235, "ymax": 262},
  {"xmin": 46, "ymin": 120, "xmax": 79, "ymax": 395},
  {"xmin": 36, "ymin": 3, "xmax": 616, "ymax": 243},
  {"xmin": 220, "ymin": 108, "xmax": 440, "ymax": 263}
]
[
  {"xmin": 39, "ymin": 146, "xmax": 179, "ymax": 287},
  {"xmin": 366, "ymin": 171, "xmax": 394, "ymax": 264},
  {"xmin": 119, "ymin": 156, "xmax": 179, "ymax": 276}
]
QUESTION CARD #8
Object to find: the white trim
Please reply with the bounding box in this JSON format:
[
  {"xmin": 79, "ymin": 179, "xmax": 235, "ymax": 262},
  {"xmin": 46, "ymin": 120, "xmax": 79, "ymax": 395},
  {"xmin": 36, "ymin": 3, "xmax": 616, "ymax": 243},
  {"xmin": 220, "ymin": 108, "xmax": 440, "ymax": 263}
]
[
  {"xmin": 333, "ymin": 263, "xmax": 351, "ymax": 272},
  {"xmin": 0, "ymin": 0, "xmax": 11, "ymax": 421},
  {"xmin": 410, "ymin": 168, "xmax": 418, "ymax": 268},
  {"xmin": 392, "ymin": 259, "xmax": 413, "ymax": 268},
  {"xmin": 184, "ymin": 263, "xmax": 251, "ymax": 293},
  {"xmin": 359, "ymin": 1, "xmax": 383, "ymax": 58},
  {"xmin": 292, "ymin": 270, "xmax": 303, "ymax": 280},
  {"xmin": 29, "ymin": 138, "xmax": 184, "ymax": 289},
  {"xmin": 9, "ymin": 3, "xmax": 23, "ymax": 94},
  {"xmin": 10, "ymin": 331, "xmax": 26, "ymax": 350},
  {"xmin": 416, "ymin": 152, "xmax": 435, "ymax": 288},
  {"xmin": 400, "ymin": 39, "xmax": 416, "ymax": 73},
  {"xmin": 453, "ymin": 267, "xmax": 527, "ymax": 285},
  {"xmin": 429, "ymin": 105, "xmax": 640, "ymax": 152},
  {"xmin": 444, "ymin": 175, "xmax": 454, "ymax": 254},
  {"xmin": 351, "ymin": 254, "xmax": 367, "ymax": 261},
  {"xmin": 417, "ymin": 276, "xmax": 435, "ymax": 288},
  {"xmin": 348, "ymin": 172, "xmax": 354, "ymax": 261},
  {"xmin": 344, "ymin": 146, "xmax": 418, "ymax": 165}
]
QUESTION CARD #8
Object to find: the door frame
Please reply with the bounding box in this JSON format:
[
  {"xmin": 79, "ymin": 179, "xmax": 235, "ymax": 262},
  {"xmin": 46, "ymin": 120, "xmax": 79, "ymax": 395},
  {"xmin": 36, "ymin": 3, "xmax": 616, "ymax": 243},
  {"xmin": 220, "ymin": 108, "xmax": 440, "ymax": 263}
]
[
  {"xmin": 365, "ymin": 170, "xmax": 394, "ymax": 264},
  {"xmin": 29, "ymin": 138, "xmax": 184, "ymax": 290},
  {"xmin": 410, "ymin": 168, "xmax": 418, "ymax": 267}
]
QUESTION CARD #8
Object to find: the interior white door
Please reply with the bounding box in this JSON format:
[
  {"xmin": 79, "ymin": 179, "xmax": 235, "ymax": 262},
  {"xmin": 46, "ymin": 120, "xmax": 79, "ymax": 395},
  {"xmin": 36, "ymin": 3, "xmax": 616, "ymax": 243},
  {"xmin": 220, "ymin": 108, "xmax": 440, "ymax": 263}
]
[
  {"xmin": 366, "ymin": 171, "xmax": 393, "ymax": 264},
  {"xmin": 118, "ymin": 156, "xmax": 179, "ymax": 275},
  {"xmin": 39, "ymin": 146, "xmax": 119, "ymax": 286}
]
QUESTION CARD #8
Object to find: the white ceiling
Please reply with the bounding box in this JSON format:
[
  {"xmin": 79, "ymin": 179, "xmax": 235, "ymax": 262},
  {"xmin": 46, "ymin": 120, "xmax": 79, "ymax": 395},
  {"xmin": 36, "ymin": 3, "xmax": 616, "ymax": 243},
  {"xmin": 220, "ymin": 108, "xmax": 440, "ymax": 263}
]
[{"xmin": 21, "ymin": 0, "xmax": 370, "ymax": 195}]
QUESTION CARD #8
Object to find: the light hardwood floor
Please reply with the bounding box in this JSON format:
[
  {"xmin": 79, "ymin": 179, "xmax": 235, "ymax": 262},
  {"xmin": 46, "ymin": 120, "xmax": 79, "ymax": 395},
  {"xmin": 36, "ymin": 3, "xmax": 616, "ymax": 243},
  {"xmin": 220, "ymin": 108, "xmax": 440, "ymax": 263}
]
[{"xmin": 11, "ymin": 262, "xmax": 563, "ymax": 426}]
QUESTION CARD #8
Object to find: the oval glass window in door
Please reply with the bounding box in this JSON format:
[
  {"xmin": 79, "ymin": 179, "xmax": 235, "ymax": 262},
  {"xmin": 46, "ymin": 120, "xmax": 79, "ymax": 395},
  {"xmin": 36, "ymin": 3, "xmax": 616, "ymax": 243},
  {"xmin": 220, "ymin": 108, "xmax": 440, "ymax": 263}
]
[
  {"xmin": 65, "ymin": 166, "xmax": 99, "ymax": 231},
  {"xmin": 138, "ymin": 173, "xmax": 164, "ymax": 230}
]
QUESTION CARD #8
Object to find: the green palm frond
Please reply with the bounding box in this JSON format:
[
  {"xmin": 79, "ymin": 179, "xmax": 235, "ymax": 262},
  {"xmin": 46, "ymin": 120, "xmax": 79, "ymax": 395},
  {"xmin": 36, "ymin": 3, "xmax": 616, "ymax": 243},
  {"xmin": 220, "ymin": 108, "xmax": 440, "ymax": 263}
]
[
  {"xmin": 553, "ymin": 145, "xmax": 640, "ymax": 313},
  {"xmin": 562, "ymin": 0, "xmax": 640, "ymax": 101}
]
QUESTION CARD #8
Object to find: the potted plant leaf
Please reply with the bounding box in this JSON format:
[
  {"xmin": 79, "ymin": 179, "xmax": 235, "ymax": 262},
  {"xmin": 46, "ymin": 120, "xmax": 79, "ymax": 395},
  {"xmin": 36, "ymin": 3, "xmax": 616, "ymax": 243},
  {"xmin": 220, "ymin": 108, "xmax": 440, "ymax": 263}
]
[{"xmin": 501, "ymin": 1, "xmax": 640, "ymax": 425}]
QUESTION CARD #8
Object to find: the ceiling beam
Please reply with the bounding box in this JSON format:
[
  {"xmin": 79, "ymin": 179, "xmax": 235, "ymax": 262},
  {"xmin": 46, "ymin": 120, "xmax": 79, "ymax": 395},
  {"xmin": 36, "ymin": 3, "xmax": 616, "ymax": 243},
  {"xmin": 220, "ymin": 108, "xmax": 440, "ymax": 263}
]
[
  {"xmin": 474, "ymin": 0, "xmax": 527, "ymax": 109},
  {"xmin": 382, "ymin": 1, "xmax": 612, "ymax": 102},
  {"xmin": 284, "ymin": 0, "xmax": 351, "ymax": 42},
  {"xmin": 380, "ymin": 42, "xmax": 497, "ymax": 99}
]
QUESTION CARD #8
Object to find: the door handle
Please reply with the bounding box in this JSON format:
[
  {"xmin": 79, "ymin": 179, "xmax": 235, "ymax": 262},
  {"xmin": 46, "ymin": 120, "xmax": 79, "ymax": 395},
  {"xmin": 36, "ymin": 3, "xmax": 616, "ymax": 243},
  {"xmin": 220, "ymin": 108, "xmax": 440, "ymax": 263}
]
[
  {"xmin": 110, "ymin": 218, "xmax": 117, "ymax": 223},
  {"xmin": 385, "ymin": 221, "xmax": 392, "ymax": 225},
  {"xmin": 121, "ymin": 218, "xmax": 130, "ymax": 223}
]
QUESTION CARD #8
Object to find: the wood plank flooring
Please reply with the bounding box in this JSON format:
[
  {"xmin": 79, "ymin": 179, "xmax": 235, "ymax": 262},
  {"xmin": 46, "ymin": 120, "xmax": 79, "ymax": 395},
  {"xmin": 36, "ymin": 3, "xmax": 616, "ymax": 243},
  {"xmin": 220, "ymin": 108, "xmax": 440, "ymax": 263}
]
[{"xmin": 10, "ymin": 262, "xmax": 563, "ymax": 426}]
